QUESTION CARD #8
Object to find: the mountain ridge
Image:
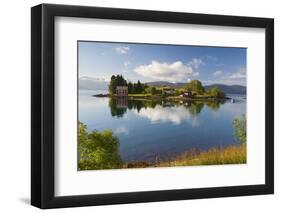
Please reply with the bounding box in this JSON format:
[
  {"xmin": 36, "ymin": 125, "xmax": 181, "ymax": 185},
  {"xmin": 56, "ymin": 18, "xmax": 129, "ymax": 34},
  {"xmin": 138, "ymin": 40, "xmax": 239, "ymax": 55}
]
[
  {"xmin": 79, "ymin": 77, "xmax": 246, "ymax": 94},
  {"xmin": 147, "ymin": 81, "xmax": 246, "ymax": 94}
]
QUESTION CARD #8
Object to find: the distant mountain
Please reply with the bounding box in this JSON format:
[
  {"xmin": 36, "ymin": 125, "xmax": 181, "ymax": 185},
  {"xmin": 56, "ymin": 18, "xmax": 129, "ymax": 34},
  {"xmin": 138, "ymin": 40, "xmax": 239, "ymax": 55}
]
[
  {"xmin": 79, "ymin": 78, "xmax": 246, "ymax": 94},
  {"xmin": 79, "ymin": 76, "xmax": 108, "ymax": 90},
  {"xmin": 146, "ymin": 81, "xmax": 246, "ymax": 94},
  {"xmin": 204, "ymin": 84, "xmax": 246, "ymax": 94}
]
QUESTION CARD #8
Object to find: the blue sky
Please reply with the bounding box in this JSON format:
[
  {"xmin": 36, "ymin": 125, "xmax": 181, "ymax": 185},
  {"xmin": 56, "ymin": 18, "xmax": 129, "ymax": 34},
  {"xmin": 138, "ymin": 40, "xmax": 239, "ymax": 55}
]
[{"xmin": 78, "ymin": 41, "xmax": 246, "ymax": 86}]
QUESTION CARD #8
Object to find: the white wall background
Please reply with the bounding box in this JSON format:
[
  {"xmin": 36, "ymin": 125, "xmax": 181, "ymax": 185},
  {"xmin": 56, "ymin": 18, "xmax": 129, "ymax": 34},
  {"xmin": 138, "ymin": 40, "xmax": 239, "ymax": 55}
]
[{"xmin": 0, "ymin": 0, "xmax": 279, "ymax": 212}]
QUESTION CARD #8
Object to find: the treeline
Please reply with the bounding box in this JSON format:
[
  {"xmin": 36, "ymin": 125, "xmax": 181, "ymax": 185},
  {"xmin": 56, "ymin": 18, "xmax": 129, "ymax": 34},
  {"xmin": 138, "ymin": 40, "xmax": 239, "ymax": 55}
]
[
  {"xmin": 128, "ymin": 81, "xmax": 147, "ymax": 94},
  {"xmin": 185, "ymin": 80, "xmax": 225, "ymax": 98},
  {"xmin": 108, "ymin": 75, "xmax": 148, "ymax": 94},
  {"xmin": 108, "ymin": 74, "xmax": 225, "ymax": 98}
]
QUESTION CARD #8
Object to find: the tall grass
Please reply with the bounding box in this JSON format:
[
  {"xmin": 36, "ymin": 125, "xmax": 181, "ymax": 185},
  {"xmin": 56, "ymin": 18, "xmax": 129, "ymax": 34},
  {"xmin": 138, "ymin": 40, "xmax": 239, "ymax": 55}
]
[
  {"xmin": 159, "ymin": 144, "xmax": 246, "ymax": 167},
  {"xmin": 124, "ymin": 144, "xmax": 246, "ymax": 168}
]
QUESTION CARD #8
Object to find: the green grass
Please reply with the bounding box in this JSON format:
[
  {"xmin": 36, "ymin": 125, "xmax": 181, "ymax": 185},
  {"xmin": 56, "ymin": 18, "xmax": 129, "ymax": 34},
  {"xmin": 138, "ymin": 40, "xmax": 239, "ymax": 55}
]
[
  {"xmin": 123, "ymin": 144, "xmax": 246, "ymax": 168},
  {"xmin": 128, "ymin": 93, "xmax": 152, "ymax": 97}
]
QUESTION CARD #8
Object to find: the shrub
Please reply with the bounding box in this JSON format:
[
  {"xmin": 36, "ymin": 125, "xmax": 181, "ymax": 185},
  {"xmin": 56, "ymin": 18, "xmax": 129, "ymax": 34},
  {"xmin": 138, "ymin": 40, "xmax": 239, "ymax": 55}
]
[
  {"xmin": 232, "ymin": 115, "xmax": 247, "ymax": 143},
  {"xmin": 78, "ymin": 122, "xmax": 122, "ymax": 170}
]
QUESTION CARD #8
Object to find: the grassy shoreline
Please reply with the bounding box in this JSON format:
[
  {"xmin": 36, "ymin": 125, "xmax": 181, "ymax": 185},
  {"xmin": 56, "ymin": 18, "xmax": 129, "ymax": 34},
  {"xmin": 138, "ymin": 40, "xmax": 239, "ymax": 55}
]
[
  {"xmin": 93, "ymin": 93, "xmax": 229, "ymax": 102},
  {"xmin": 123, "ymin": 144, "xmax": 246, "ymax": 168},
  {"xmin": 126, "ymin": 94, "xmax": 228, "ymax": 104}
]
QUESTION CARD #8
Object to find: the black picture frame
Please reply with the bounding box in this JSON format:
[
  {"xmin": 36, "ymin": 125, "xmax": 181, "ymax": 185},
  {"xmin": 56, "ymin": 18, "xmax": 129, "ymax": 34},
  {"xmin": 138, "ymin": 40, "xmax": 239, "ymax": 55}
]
[{"xmin": 31, "ymin": 3, "xmax": 274, "ymax": 209}]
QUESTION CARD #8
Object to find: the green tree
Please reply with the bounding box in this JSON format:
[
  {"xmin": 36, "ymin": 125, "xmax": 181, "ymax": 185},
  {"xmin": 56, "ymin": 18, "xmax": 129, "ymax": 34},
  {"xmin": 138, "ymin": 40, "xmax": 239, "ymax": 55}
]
[
  {"xmin": 136, "ymin": 80, "xmax": 142, "ymax": 93},
  {"xmin": 116, "ymin": 75, "xmax": 127, "ymax": 86},
  {"xmin": 185, "ymin": 80, "xmax": 205, "ymax": 95},
  {"xmin": 108, "ymin": 75, "xmax": 127, "ymax": 95},
  {"xmin": 207, "ymin": 86, "xmax": 225, "ymax": 98},
  {"xmin": 78, "ymin": 122, "xmax": 122, "ymax": 170},
  {"xmin": 232, "ymin": 115, "xmax": 246, "ymax": 143},
  {"xmin": 151, "ymin": 87, "xmax": 156, "ymax": 95},
  {"xmin": 127, "ymin": 81, "xmax": 133, "ymax": 94},
  {"xmin": 108, "ymin": 75, "xmax": 117, "ymax": 95},
  {"xmin": 144, "ymin": 86, "xmax": 156, "ymax": 95}
]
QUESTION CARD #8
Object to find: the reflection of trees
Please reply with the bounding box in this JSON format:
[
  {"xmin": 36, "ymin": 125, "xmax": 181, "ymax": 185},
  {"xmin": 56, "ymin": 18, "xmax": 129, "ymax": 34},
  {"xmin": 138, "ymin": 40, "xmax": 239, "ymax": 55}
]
[
  {"xmin": 144, "ymin": 100, "xmax": 158, "ymax": 109},
  {"xmin": 205, "ymin": 100, "xmax": 225, "ymax": 111},
  {"xmin": 128, "ymin": 100, "xmax": 143, "ymax": 112},
  {"xmin": 108, "ymin": 98, "xmax": 226, "ymax": 117},
  {"xmin": 186, "ymin": 101, "xmax": 204, "ymax": 115},
  {"xmin": 128, "ymin": 99, "xmax": 159, "ymax": 112},
  {"xmin": 78, "ymin": 122, "xmax": 122, "ymax": 170},
  {"xmin": 182, "ymin": 100, "xmax": 225, "ymax": 115},
  {"xmin": 109, "ymin": 98, "xmax": 127, "ymax": 117},
  {"xmin": 109, "ymin": 98, "xmax": 160, "ymax": 115},
  {"xmin": 206, "ymin": 101, "xmax": 220, "ymax": 111}
]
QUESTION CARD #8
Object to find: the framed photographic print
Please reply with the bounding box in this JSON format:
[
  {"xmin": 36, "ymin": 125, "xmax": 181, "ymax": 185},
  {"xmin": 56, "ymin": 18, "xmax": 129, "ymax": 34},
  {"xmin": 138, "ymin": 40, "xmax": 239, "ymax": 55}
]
[{"xmin": 31, "ymin": 3, "xmax": 274, "ymax": 209}]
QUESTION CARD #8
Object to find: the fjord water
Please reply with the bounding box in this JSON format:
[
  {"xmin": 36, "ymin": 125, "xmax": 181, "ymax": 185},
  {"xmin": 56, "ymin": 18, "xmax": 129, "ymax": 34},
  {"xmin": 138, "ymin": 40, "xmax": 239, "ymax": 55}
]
[{"xmin": 79, "ymin": 90, "xmax": 246, "ymax": 163}]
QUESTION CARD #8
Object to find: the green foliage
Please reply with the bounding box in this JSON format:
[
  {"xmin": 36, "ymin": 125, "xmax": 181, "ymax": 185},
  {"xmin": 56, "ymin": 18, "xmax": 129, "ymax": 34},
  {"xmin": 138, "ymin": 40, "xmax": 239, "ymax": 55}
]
[
  {"xmin": 108, "ymin": 75, "xmax": 127, "ymax": 95},
  {"xmin": 206, "ymin": 86, "xmax": 225, "ymax": 98},
  {"xmin": 174, "ymin": 89, "xmax": 181, "ymax": 96},
  {"xmin": 127, "ymin": 81, "xmax": 134, "ymax": 93},
  {"xmin": 136, "ymin": 80, "xmax": 142, "ymax": 93},
  {"xmin": 151, "ymin": 87, "xmax": 157, "ymax": 95},
  {"xmin": 232, "ymin": 115, "xmax": 247, "ymax": 143},
  {"xmin": 144, "ymin": 86, "xmax": 151, "ymax": 94},
  {"xmin": 78, "ymin": 122, "xmax": 122, "ymax": 170},
  {"xmin": 127, "ymin": 80, "xmax": 147, "ymax": 94},
  {"xmin": 185, "ymin": 80, "xmax": 205, "ymax": 95},
  {"xmin": 144, "ymin": 86, "xmax": 157, "ymax": 95}
]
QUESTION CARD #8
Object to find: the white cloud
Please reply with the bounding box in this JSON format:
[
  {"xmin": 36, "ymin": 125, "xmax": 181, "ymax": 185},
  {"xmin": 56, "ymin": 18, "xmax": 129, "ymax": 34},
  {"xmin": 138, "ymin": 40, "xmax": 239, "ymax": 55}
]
[
  {"xmin": 204, "ymin": 67, "xmax": 246, "ymax": 86},
  {"xmin": 114, "ymin": 126, "xmax": 129, "ymax": 135},
  {"xmin": 213, "ymin": 70, "xmax": 223, "ymax": 76},
  {"xmin": 134, "ymin": 60, "xmax": 199, "ymax": 83},
  {"xmin": 228, "ymin": 67, "xmax": 246, "ymax": 79},
  {"xmin": 193, "ymin": 72, "xmax": 200, "ymax": 77},
  {"xmin": 115, "ymin": 46, "xmax": 130, "ymax": 54},
  {"xmin": 188, "ymin": 58, "xmax": 204, "ymax": 69}
]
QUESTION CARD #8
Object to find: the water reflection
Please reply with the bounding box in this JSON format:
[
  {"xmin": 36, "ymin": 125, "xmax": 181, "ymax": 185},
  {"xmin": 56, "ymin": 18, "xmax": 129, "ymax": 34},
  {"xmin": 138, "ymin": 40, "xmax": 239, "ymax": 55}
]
[
  {"xmin": 79, "ymin": 90, "xmax": 246, "ymax": 163},
  {"xmin": 137, "ymin": 105, "xmax": 200, "ymax": 126},
  {"xmin": 108, "ymin": 98, "xmax": 127, "ymax": 117},
  {"xmin": 108, "ymin": 97, "xmax": 225, "ymax": 124}
]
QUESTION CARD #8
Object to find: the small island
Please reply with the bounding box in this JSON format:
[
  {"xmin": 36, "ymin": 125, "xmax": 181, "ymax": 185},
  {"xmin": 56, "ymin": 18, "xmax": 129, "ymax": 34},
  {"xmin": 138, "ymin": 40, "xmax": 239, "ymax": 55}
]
[{"xmin": 93, "ymin": 74, "xmax": 228, "ymax": 102}]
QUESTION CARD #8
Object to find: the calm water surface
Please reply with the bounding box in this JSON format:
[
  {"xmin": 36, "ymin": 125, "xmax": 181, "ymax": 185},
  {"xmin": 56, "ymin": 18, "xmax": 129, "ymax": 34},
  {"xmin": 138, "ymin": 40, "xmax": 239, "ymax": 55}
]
[{"xmin": 79, "ymin": 90, "xmax": 246, "ymax": 163}]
